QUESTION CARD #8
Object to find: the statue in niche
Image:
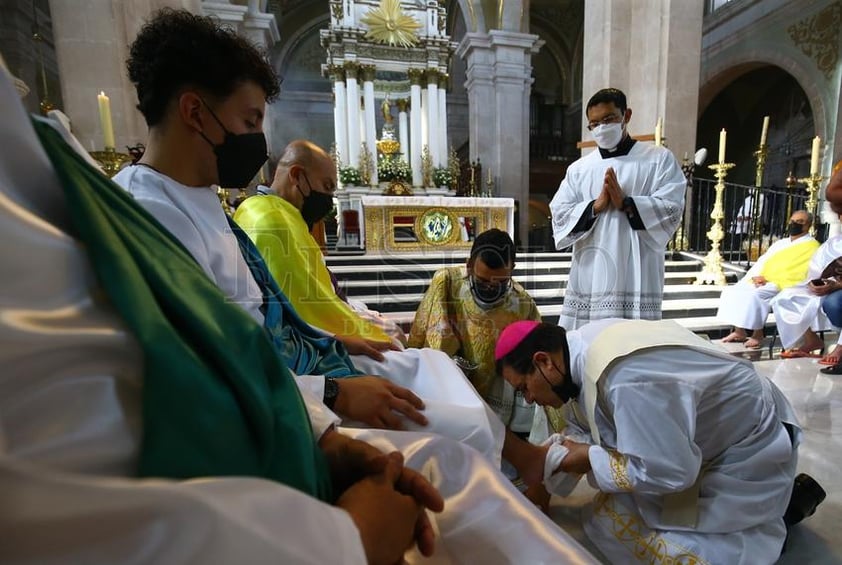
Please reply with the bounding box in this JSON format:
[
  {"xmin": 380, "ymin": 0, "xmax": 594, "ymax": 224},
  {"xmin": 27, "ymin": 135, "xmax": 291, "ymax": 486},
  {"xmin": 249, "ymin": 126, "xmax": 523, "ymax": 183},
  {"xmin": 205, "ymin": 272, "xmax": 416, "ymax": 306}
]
[{"xmin": 381, "ymin": 95, "xmax": 394, "ymax": 125}]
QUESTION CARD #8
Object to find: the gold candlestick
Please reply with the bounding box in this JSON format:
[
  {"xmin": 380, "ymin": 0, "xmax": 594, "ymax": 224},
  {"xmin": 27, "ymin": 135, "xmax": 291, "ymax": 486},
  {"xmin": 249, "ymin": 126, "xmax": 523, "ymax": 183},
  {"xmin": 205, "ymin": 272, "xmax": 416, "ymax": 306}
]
[
  {"xmin": 784, "ymin": 171, "xmax": 797, "ymax": 229},
  {"xmin": 696, "ymin": 162, "xmax": 735, "ymax": 286},
  {"xmin": 91, "ymin": 147, "xmax": 132, "ymax": 178},
  {"xmin": 797, "ymin": 172, "xmax": 824, "ymax": 236},
  {"xmin": 747, "ymin": 143, "xmax": 768, "ymax": 261}
]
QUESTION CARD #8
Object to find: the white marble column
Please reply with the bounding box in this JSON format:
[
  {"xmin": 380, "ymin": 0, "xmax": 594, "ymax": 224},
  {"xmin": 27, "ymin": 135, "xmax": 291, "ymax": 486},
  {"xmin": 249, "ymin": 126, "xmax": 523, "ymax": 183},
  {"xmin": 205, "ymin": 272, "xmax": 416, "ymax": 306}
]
[
  {"xmin": 409, "ymin": 69, "xmax": 424, "ymax": 187},
  {"xmin": 437, "ymin": 73, "xmax": 448, "ymax": 166},
  {"xmin": 426, "ymin": 70, "xmax": 440, "ymax": 169},
  {"xmin": 329, "ymin": 65, "xmax": 349, "ymax": 166},
  {"xmin": 361, "ymin": 64, "xmax": 378, "ymax": 185},
  {"xmin": 397, "ymin": 98, "xmax": 410, "ymax": 163},
  {"xmin": 344, "ymin": 62, "xmax": 361, "ymax": 167},
  {"xmin": 420, "ymin": 86, "xmax": 429, "ymax": 161},
  {"xmin": 457, "ymin": 31, "xmax": 541, "ymax": 243},
  {"xmin": 582, "ymin": 0, "xmax": 702, "ymax": 162}
]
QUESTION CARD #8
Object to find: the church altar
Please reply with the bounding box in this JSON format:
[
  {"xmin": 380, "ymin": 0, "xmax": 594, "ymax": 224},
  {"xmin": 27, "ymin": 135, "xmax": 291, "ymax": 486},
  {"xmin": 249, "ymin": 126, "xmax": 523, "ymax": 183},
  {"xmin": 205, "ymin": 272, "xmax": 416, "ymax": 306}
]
[{"xmin": 357, "ymin": 195, "xmax": 514, "ymax": 253}]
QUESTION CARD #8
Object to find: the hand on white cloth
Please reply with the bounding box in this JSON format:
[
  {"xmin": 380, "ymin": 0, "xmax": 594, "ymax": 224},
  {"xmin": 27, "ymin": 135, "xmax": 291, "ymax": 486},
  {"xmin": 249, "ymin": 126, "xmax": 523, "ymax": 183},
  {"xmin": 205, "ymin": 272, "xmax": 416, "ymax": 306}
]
[
  {"xmin": 541, "ymin": 433, "xmax": 585, "ymax": 496},
  {"xmin": 336, "ymin": 334, "xmax": 400, "ymax": 361},
  {"xmin": 336, "ymin": 376, "xmax": 428, "ymax": 430}
]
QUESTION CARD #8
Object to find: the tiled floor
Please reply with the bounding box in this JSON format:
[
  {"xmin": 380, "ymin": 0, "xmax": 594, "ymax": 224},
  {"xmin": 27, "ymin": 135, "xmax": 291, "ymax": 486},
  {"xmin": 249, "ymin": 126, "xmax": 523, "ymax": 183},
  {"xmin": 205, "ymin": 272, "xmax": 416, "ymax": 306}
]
[{"xmin": 548, "ymin": 356, "xmax": 842, "ymax": 564}]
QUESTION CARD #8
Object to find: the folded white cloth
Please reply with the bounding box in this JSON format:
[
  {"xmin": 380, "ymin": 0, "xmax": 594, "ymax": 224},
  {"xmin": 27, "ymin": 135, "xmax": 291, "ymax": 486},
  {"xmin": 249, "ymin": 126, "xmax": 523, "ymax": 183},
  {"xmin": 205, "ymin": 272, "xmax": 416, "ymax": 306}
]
[{"xmin": 542, "ymin": 433, "xmax": 583, "ymax": 496}]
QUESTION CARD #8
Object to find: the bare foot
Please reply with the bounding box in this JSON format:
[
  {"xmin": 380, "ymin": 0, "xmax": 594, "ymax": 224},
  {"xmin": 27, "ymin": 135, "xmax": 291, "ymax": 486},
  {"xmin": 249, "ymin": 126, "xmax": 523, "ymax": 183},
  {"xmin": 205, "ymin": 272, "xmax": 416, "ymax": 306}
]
[
  {"xmin": 745, "ymin": 337, "xmax": 762, "ymax": 348},
  {"xmin": 800, "ymin": 335, "xmax": 825, "ymax": 354},
  {"xmin": 722, "ymin": 330, "xmax": 748, "ymax": 343}
]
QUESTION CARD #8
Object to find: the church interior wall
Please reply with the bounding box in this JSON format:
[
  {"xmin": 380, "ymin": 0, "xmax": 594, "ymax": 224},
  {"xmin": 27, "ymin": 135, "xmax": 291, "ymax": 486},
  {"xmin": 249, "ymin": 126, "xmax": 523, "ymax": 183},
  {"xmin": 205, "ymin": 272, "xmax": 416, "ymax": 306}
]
[{"xmin": 700, "ymin": 0, "xmax": 842, "ymax": 174}]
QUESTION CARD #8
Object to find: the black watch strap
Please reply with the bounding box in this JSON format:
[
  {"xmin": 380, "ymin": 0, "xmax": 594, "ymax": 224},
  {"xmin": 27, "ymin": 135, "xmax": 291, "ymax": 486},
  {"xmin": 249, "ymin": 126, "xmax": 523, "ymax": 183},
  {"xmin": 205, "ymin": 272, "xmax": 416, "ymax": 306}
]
[{"xmin": 323, "ymin": 377, "xmax": 339, "ymax": 410}]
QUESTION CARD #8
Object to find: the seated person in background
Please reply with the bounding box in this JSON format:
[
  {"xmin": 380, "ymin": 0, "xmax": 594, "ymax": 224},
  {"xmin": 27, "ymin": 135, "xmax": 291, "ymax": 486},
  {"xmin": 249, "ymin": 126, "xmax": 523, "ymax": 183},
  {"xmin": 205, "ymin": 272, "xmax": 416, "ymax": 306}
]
[
  {"xmin": 772, "ymin": 225, "xmax": 842, "ymax": 366},
  {"xmin": 0, "ymin": 62, "xmax": 598, "ymax": 564},
  {"xmin": 234, "ymin": 139, "xmax": 406, "ymax": 352},
  {"xmin": 112, "ymin": 9, "xmax": 503, "ymax": 461},
  {"xmin": 717, "ymin": 210, "xmax": 818, "ymax": 348},
  {"xmin": 409, "ymin": 230, "xmax": 562, "ymax": 495},
  {"xmin": 496, "ymin": 319, "xmax": 823, "ymax": 565}
]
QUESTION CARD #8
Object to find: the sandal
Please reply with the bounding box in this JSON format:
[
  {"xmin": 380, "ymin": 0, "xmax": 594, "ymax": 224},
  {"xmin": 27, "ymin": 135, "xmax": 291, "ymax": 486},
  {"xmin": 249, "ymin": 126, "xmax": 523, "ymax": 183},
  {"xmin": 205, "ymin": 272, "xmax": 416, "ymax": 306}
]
[{"xmin": 780, "ymin": 349, "xmax": 822, "ymax": 359}]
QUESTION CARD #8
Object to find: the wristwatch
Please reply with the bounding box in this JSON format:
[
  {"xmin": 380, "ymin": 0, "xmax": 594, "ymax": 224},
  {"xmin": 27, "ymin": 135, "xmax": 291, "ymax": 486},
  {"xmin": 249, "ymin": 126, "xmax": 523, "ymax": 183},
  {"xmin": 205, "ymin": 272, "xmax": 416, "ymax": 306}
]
[{"xmin": 324, "ymin": 377, "xmax": 339, "ymax": 410}]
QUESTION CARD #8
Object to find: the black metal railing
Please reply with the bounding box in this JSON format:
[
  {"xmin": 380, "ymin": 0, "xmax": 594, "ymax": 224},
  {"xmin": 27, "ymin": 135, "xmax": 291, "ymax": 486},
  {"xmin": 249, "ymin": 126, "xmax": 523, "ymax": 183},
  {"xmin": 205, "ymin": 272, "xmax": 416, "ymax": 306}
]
[{"xmin": 672, "ymin": 178, "xmax": 822, "ymax": 268}]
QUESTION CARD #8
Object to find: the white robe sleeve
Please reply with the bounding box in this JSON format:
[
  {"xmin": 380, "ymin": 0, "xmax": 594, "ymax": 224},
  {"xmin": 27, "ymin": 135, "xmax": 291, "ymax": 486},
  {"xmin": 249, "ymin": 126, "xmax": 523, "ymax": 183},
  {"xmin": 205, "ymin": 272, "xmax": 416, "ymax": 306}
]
[
  {"xmin": 550, "ymin": 169, "xmax": 597, "ymax": 250},
  {"xmin": 0, "ymin": 455, "xmax": 366, "ymax": 565},
  {"xmin": 588, "ymin": 381, "xmax": 702, "ymax": 495},
  {"xmin": 627, "ymin": 149, "xmax": 686, "ymax": 250}
]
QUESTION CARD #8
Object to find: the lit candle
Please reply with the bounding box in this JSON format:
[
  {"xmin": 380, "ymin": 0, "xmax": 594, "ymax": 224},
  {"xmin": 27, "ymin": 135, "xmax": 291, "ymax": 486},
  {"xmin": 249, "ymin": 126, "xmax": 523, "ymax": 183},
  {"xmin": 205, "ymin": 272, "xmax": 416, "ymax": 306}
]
[
  {"xmin": 810, "ymin": 135, "xmax": 821, "ymax": 175},
  {"xmin": 718, "ymin": 128, "xmax": 727, "ymax": 164},
  {"xmin": 654, "ymin": 117, "xmax": 662, "ymax": 146},
  {"xmin": 760, "ymin": 115, "xmax": 770, "ymax": 146},
  {"xmin": 97, "ymin": 91, "xmax": 116, "ymax": 149}
]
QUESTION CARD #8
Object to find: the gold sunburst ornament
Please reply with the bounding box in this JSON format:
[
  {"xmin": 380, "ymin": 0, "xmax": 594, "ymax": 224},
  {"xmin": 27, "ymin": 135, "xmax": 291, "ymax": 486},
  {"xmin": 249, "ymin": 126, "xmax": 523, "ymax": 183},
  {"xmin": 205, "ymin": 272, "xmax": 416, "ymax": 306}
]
[{"xmin": 361, "ymin": 0, "xmax": 422, "ymax": 48}]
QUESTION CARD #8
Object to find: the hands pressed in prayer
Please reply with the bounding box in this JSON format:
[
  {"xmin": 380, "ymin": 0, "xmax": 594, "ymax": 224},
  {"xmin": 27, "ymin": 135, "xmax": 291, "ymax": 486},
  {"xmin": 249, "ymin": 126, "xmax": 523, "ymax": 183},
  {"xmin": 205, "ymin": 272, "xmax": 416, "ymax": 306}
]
[
  {"xmin": 594, "ymin": 167, "xmax": 625, "ymax": 214},
  {"xmin": 751, "ymin": 275, "xmax": 767, "ymax": 287},
  {"xmin": 335, "ymin": 448, "xmax": 444, "ymax": 565},
  {"xmin": 336, "ymin": 334, "xmax": 401, "ymax": 362},
  {"xmin": 604, "ymin": 167, "xmax": 625, "ymax": 210},
  {"xmin": 335, "ymin": 376, "xmax": 428, "ymax": 430},
  {"xmin": 560, "ymin": 440, "xmax": 592, "ymax": 474}
]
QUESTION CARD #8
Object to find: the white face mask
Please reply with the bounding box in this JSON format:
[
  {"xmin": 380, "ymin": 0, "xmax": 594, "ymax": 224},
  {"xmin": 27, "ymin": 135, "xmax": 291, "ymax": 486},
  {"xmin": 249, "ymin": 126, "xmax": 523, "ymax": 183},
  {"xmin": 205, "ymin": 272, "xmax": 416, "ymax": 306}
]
[{"xmin": 591, "ymin": 122, "xmax": 624, "ymax": 150}]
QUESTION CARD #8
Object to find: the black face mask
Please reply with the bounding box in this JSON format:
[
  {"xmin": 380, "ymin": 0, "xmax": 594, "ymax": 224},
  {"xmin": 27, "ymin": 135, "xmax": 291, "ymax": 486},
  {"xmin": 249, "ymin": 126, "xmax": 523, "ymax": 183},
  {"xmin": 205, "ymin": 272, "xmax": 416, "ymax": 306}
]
[
  {"xmin": 469, "ymin": 275, "xmax": 510, "ymax": 310},
  {"xmin": 299, "ymin": 172, "xmax": 335, "ymax": 228},
  {"xmin": 789, "ymin": 222, "xmax": 806, "ymax": 236},
  {"xmin": 198, "ymin": 99, "xmax": 267, "ymax": 188},
  {"xmin": 536, "ymin": 361, "xmax": 580, "ymax": 404}
]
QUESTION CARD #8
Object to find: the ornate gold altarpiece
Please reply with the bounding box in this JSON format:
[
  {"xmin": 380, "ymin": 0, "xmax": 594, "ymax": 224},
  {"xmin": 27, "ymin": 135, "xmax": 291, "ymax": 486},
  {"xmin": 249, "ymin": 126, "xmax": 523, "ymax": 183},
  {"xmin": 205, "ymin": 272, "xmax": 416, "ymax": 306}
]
[{"xmin": 361, "ymin": 195, "xmax": 515, "ymax": 253}]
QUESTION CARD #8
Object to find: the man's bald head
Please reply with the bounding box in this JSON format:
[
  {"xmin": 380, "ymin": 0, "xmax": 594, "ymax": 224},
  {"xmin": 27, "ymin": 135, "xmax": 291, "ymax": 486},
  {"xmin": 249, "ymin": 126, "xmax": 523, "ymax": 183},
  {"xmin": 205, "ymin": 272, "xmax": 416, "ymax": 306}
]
[{"xmin": 271, "ymin": 139, "xmax": 337, "ymax": 210}]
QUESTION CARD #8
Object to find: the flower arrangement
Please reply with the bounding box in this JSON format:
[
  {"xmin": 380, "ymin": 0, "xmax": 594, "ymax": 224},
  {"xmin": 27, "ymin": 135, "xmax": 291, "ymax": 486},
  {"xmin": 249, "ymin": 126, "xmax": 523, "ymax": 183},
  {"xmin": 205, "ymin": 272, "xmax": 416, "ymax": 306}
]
[
  {"xmin": 433, "ymin": 166, "xmax": 453, "ymax": 188},
  {"xmin": 378, "ymin": 155, "xmax": 412, "ymax": 182},
  {"xmin": 339, "ymin": 166, "xmax": 362, "ymax": 186}
]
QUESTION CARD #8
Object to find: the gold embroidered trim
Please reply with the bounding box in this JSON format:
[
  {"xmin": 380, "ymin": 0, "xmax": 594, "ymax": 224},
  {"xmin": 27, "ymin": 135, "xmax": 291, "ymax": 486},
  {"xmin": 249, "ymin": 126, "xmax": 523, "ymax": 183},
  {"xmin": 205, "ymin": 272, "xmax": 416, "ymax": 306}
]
[
  {"xmin": 608, "ymin": 450, "xmax": 632, "ymax": 491},
  {"xmin": 594, "ymin": 494, "xmax": 710, "ymax": 565}
]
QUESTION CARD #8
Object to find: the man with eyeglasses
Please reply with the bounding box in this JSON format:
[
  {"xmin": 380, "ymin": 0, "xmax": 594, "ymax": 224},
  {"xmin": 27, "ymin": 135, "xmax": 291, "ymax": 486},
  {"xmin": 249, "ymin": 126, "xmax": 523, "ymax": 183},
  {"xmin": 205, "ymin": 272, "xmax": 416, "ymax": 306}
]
[{"xmin": 550, "ymin": 88, "xmax": 686, "ymax": 330}]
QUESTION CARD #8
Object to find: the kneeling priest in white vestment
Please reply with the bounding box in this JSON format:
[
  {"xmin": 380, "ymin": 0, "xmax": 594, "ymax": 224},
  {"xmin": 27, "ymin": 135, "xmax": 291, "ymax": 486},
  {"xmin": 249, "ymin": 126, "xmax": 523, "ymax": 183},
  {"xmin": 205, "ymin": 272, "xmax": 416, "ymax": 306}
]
[{"xmin": 496, "ymin": 319, "xmax": 811, "ymax": 564}]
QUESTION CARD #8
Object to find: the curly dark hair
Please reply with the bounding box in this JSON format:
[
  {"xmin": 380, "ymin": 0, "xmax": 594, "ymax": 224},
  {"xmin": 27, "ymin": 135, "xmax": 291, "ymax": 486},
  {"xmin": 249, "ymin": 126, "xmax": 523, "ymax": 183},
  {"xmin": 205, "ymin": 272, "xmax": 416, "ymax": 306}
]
[{"xmin": 127, "ymin": 8, "xmax": 280, "ymax": 126}]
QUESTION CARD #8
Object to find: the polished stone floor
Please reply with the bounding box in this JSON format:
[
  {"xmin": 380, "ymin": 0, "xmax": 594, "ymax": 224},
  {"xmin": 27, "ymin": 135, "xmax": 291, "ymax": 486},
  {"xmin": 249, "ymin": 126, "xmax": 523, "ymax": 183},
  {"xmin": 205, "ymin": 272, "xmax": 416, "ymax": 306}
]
[{"xmin": 548, "ymin": 356, "xmax": 842, "ymax": 564}]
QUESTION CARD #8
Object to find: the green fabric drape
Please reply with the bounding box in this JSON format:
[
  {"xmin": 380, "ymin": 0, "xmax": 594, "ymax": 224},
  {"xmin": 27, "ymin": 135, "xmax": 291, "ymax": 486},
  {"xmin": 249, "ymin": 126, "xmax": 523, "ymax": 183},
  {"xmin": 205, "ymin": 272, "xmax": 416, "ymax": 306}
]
[{"xmin": 33, "ymin": 119, "xmax": 331, "ymax": 501}]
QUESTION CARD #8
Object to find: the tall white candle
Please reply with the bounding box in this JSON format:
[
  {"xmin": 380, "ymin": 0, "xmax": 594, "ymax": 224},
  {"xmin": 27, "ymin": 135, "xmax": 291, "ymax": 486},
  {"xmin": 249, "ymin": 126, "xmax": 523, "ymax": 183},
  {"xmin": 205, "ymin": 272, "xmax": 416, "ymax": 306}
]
[
  {"xmin": 97, "ymin": 91, "xmax": 115, "ymax": 149},
  {"xmin": 718, "ymin": 129, "xmax": 727, "ymax": 164},
  {"xmin": 760, "ymin": 115, "xmax": 770, "ymax": 146},
  {"xmin": 654, "ymin": 117, "xmax": 663, "ymax": 146},
  {"xmin": 810, "ymin": 135, "xmax": 821, "ymax": 175}
]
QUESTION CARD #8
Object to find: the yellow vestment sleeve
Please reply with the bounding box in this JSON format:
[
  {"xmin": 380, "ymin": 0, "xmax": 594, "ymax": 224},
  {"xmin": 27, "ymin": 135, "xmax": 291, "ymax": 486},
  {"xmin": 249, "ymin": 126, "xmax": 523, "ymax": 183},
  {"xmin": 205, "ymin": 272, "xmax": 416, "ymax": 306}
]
[
  {"xmin": 234, "ymin": 196, "xmax": 391, "ymax": 343},
  {"xmin": 760, "ymin": 238, "xmax": 820, "ymax": 290},
  {"xmin": 408, "ymin": 268, "xmax": 461, "ymax": 356}
]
